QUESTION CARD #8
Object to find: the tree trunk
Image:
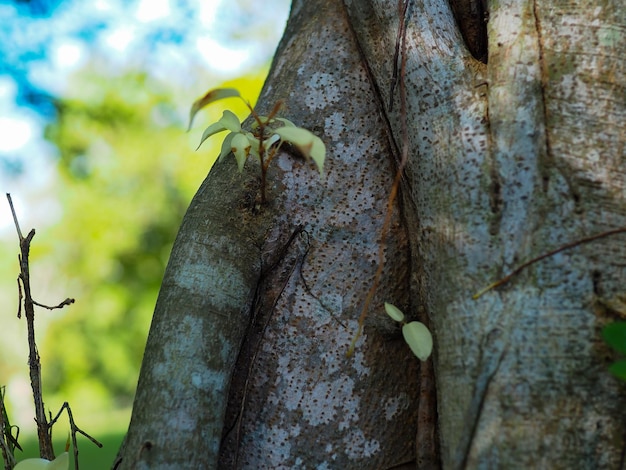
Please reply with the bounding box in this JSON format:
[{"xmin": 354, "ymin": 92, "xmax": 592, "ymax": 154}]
[{"xmin": 116, "ymin": 0, "xmax": 626, "ymax": 468}]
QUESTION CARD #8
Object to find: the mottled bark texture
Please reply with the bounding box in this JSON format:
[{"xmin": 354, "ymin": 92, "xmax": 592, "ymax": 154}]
[{"xmin": 117, "ymin": 0, "xmax": 625, "ymax": 468}]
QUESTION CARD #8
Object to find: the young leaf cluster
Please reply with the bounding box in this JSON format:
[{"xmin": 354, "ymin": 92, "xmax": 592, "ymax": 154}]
[
  {"xmin": 188, "ymin": 88, "xmax": 325, "ymax": 203},
  {"xmin": 602, "ymin": 322, "xmax": 626, "ymax": 381},
  {"xmin": 384, "ymin": 303, "xmax": 433, "ymax": 361}
]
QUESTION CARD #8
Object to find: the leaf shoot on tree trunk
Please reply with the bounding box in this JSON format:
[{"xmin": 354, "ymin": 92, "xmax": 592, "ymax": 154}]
[{"xmin": 188, "ymin": 88, "xmax": 326, "ymax": 204}]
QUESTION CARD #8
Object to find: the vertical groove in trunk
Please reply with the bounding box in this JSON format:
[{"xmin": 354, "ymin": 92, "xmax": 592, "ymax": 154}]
[{"xmin": 217, "ymin": 0, "xmax": 420, "ymax": 466}]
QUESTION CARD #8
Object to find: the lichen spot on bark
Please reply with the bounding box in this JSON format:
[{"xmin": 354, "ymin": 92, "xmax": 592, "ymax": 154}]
[
  {"xmin": 324, "ymin": 111, "xmax": 346, "ymax": 142},
  {"xmin": 343, "ymin": 429, "xmax": 381, "ymax": 460},
  {"xmin": 302, "ymin": 72, "xmax": 342, "ymax": 111}
]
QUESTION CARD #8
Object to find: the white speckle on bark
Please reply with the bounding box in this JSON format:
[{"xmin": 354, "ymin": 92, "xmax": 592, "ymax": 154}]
[
  {"xmin": 265, "ymin": 425, "xmax": 292, "ymax": 467},
  {"xmin": 301, "ymin": 376, "xmax": 356, "ymax": 426},
  {"xmin": 384, "ymin": 394, "xmax": 410, "ymax": 421},
  {"xmin": 343, "ymin": 429, "xmax": 381, "ymax": 460},
  {"xmin": 190, "ymin": 368, "xmax": 227, "ymax": 393},
  {"xmin": 324, "ymin": 111, "xmax": 346, "ymax": 141},
  {"xmin": 320, "ymin": 350, "xmax": 340, "ymax": 374},
  {"xmin": 173, "ymin": 241, "xmax": 248, "ymax": 311},
  {"xmin": 269, "ymin": 356, "xmax": 305, "ymax": 411},
  {"xmin": 218, "ymin": 332, "xmax": 234, "ymax": 363},
  {"xmin": 169, "ymin": 408, "xmax": 196, "ymax": 432},
  {"xmin": 314, "ymin": 292, "xmax": 343, "ymax": 325},
  {"xmin": 338, "ymin": 393, "xmax": 360, "ymax": 431},
  {"xmin": 351, "ymin": 350, "xmax": 371, "ymax": 377},
  {"xmin": 303, "ymin": 72, "xmax": 342, "ymax": 111}
]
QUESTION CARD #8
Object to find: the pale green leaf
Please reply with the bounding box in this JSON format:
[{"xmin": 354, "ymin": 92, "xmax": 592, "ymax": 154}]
[
  {"xmin": 245, "ymin": 132, "xmax": 261, "ymax": 158},
  {"xmin": 252, "ymin": 116, "xmax": 296, "ymax": 130},
  {"xmin": 219, "ymin": 110, "xmax": 242, "ymax": 133},
  {"xmin": 218, "ymin": 132, "xmax": 236, "ymax": 162},
  {"xmin": 263, "ymin": 133, "xmax": 281, "ymax": 151},
  {"xmin": 196, "ymin": 121, "xmax": 228, "ymax": 150},
  {"xmin": 231, "ymin": 132, "xmax": 251, "ymax": 172},
  {"xmin": 609, "ymin": 359, "xmax": 626, "ymax": 382},
  {"xmin": 274, "ymin": 117, "xmax": 296, "ymax": 127},
  {"xmin": 251, "ymin": 116, "xmax": 270, "ymax": 129},
  {"xmin": 49, "ymin": 453, "xmax": 69, "ymax": 470},
  {"xmin": 187, "ymin": 88, "xmax": 241, "ymax": 131},
  {"xmin": 14, "ymin": 453, "xmax": 69, "ymax": 470},
  {"xmin": 402, "ymin": 321, "xmax": 433, "ymax": 361},
  {"xmin": 273, "ymin": 126, "xmax": 326, "ymax": 175},
  {"xmin": 196, "ymin": 111, "xmax": 242, "ymax": 150},
  {"xmin": 308, "ymin": 136, "xmax": 326, "ymax": 176},
  {"xmin": 14, "ymin": 459, "xmax": 51, "ymax": 470},
  {"xmin": 384, "ymin": 302, "xmax": 405, "ymax": 322}
]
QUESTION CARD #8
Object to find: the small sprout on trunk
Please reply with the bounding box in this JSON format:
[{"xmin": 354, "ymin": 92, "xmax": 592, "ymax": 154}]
[
  {"xmin": 402, "ymin": 321, "xmax": 433, "ymax": 361},
  {"xmin": 384, "ymin": 302, "xmax": 405, "ymax": 322},
  {"xmin": 385, "ymin": 302, "xmax": 433, "ymax": 361},
  {"xmin": 602, "ymin": 321, "xmax": 626, "ymax": 382},
  {"xmin": 188, "ymin": 88, "xmax": 326, "ymax": 204}
]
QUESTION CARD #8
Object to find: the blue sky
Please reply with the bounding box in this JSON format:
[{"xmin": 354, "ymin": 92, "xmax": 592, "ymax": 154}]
[{"xmin": 0, "ymin": 0, "xmax": 289, "ymax": 227}]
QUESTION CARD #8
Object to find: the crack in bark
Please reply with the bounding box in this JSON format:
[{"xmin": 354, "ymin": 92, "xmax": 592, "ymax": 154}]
[
  {"xmin": 448, "ymin": 0, "xmax": 489, "ymax": 62},
  {"xmin": 340, "ymin": 1, "xmax": 403, "ymax": 168},
  {"xmin": 532, "ymin": 0, "xmax": 556, "ymax": 196},
  {"xmin": 455, "ymin": 330, "xmax": 507, "ymax": 469},
  {"xmin": 341, "ymin": 1, "xmax": 440, "ymax": 466},
  {"xmin": 219, "ymin": 225, "xmax": 309, "ymax": 468}
]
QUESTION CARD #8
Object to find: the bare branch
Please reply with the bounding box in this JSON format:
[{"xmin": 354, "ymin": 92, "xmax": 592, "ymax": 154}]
[
  {"xmin": 474, "ymin": 227, "xmax": 626, "ymax": 298},
  {"xmin": 0, "ymin": 386, "xmax": 19, "ymax": 469},
  {"xmin": 32, "ymin": 298, "xmax": 75, "ymax": 310},
  {"xmin": 7, "ymin": 194, "xmax": 53, "ymax": 459},
  {"xmin": 49, "ymin": 402, "xmax": 102, "ymax": 470},
  {"xmin": 6, "ymin": 194, "xmax": 23, "ymax": 242}
]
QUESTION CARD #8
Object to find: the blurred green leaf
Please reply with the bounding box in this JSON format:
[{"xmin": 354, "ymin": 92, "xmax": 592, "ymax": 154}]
[
  {"xmin": 608, "ymin": 359, "xmax": 626, "ymax": 382},
  {"xmin": 30, "ymin": 65, "xmax": 266, "ymax": 412},
  {"xmin": 218, "ymin": 132, "xmax": 236, "ymax": 162},
  {"xmin": 188, "ymin": 88, "xmax": 241, "ymax": 131},
  {"xmin": 602, "ymin": 322, "xmax": 626, "ymax": 355},
  {"xmin": 196, "ymin": 110, "xmax": 242, "ymax": 150},
  {"xmin": 230, "ymin": 132, "xmax": 251, "ymax": 172}
]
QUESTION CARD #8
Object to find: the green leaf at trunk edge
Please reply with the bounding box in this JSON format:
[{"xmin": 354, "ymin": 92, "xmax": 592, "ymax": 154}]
[
  {"xmin": 187, "ymin": 88, "xmax": 241, "ymax": 131},
  {"xmin": 602, "ymin": 322, "xmax": 626, "ymax": 355},
  {"xmin": 608, "ymin": 359, "xmax": 626, "ymax": 382}
]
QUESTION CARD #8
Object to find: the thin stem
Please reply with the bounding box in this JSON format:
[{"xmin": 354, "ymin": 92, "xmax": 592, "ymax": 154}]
[
  {"xmin": 6, "ymin": 194, "xmax": 23, "ymax": 241},
  {"xmin": 50, "ymin": 402, "xmax": 103, "ymax": 470},
  {"xmin": 0, "ymin": 386, "xmax": 19, "ymax": 469},
  {"xmin": 473, "ymin": 226, "xmax": 626, "ymax": 298},
  {"xmin": 7, "ymin": 194, "xmax": 54, "ymax": 459},
  {"xmin": 260, "ymin": 165, "xmax": 267, "ymax": 205},
  {"xmin": 245, "ymin": 99, "xmax": 284, "ymax": 205}
]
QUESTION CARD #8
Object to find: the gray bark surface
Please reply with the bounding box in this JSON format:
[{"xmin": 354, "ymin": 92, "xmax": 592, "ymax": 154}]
[{"xmin": 117, "ymin": 0, "xmax": 626, "ymax": 468}]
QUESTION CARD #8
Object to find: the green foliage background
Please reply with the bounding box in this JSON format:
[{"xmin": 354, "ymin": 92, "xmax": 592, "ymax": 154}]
[
  {"xmin": 42, "ymin": 64, "xmax": 265, "ymax": 407},
  {"xmin": 1, "ymin": 58, "xmax": 265, "ymax": 454}
]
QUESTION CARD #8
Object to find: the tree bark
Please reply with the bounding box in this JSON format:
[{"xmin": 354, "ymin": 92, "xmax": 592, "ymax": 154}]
[{"xmin": 117, "ymin": 0, "xmax": 626, "ymax": 468}]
